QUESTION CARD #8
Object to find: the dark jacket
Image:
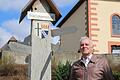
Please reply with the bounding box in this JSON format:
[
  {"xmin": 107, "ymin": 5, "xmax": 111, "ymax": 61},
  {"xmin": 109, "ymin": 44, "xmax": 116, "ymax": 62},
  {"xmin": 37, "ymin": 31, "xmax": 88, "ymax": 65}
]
[{"xmin": 69, "ymin": 54, "xmax": 114, "ymax": 80}]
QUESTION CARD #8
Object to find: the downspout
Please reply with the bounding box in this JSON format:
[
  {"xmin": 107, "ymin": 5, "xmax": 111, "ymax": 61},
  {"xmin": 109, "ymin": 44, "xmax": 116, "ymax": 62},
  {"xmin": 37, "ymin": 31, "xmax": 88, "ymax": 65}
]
[{"xmin": 86, "ymin": 0, "xmax": 91, "ymax": 38}]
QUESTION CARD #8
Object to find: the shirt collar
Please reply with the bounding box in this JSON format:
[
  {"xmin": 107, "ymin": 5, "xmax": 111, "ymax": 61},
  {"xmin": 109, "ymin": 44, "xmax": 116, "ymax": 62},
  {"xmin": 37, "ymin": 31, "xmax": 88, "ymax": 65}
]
[
  {"xmin": 80, "ymin": 54, "xmax": 97, "ymax": 64},
  {"xmin": 81, "ymin": 54, "xmax": 93, "ymax": 60}
]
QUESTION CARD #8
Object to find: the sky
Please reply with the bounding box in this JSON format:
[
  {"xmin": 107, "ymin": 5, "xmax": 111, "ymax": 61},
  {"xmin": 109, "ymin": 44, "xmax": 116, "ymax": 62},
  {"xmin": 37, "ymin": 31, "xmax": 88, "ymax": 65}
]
[{"xmin": 0, "ymin": 0, "xmax": 79, "ymax": 48}]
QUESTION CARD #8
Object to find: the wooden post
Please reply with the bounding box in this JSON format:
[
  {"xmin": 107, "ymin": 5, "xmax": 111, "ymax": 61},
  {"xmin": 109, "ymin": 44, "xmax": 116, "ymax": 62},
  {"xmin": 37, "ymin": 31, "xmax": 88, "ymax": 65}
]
[{"xmin": 31, "ymin": 20, "xmax": 52, "ymax": 80}]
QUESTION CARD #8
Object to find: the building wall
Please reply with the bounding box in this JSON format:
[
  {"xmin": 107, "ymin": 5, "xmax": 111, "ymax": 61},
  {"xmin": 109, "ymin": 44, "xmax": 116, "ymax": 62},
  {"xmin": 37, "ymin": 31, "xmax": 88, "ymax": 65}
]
[
  {"xmin": 2, "ymin": 51, "xmax": 29, "ymax": 64},
  {"xmin": 60, "ymin": 1, "xmax": 87, "ymax": 53},
  {"xmin": 89, "ymin": 0, "xmax": 120, "ymax": 54}
]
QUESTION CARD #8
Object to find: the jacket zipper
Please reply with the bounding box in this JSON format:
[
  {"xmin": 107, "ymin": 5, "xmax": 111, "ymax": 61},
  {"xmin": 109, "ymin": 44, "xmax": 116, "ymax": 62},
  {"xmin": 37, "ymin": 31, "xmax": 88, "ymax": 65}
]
[{"xmin": 84, "ymin": 67, "xmax": 88, "ymax": 80}]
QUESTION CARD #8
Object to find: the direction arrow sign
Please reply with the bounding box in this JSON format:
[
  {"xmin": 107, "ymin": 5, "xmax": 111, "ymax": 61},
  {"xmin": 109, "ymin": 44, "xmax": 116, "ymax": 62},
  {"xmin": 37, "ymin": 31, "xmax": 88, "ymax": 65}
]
[{"xmin": 27, "ymin": 11, "xmax": 55, "ymax": 21}]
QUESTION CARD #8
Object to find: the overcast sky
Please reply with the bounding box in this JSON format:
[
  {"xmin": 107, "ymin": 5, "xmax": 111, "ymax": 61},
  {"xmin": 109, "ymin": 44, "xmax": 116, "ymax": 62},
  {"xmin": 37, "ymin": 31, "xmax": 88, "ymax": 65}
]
[{"xmin": 0, "ymin": 0, "xmax": 79, "ymax": 48}]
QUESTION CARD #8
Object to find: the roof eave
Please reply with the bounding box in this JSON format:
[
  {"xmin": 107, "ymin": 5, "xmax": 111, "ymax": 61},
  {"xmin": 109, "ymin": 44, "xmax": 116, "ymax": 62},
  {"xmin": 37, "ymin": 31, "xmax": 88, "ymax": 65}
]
[
  {"xmin": 46, "ymin": 0, "xmax": 62, "ymax": 25},
  {"xmin": 57, "ymin": 0, "xmax": 85, "ymax": 28},
  {"xmin": 19, "ymin": 0, "xmax": 36, "ymax": 23},
  {"xmin": 19, "ymin": 0, "xmax": 62, "ymax": 25}
]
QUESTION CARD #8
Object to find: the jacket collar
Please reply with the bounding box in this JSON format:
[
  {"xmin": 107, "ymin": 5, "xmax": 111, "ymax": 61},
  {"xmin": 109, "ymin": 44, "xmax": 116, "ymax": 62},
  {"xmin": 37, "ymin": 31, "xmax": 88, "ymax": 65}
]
[{"xmin": 80, "ymin": 54, "xmax": 97, "ymax": 64}]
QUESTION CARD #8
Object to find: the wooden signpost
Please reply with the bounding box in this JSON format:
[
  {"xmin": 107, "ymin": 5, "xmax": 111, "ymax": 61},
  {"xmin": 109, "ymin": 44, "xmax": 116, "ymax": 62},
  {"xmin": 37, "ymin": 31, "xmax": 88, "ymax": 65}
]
[{"xmin": 19, "ymin": 0, "xmax": 61, "ymax": 80}]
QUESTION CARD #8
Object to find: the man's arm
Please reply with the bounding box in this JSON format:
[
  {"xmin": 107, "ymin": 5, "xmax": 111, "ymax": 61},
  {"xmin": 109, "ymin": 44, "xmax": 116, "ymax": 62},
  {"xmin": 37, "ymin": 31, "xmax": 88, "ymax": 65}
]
[
  {"xmin": 69, "ymin": 65, "xmax": 74, "ymax": 80},
  {"xmin": 103, "ymin": 57, "xmax": 115, "ymax": 80}
]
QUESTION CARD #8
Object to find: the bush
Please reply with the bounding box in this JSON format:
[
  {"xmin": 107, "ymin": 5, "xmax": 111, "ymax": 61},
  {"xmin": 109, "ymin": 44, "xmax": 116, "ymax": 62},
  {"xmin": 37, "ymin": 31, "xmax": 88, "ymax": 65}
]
[
  {"xmin": 0, "ymin": 53, "xmax": 15, "ymax": 76},
  {"xmin": 52, "ymin": 61, "xmax": 71, "ymax": 80},
  {"xmin": 0, "ymin": 53, "xmax": 28, "ymax": 80},
  {"xmin": 113, "ymin": 71, "xmax": 120, "ymax": 80}
]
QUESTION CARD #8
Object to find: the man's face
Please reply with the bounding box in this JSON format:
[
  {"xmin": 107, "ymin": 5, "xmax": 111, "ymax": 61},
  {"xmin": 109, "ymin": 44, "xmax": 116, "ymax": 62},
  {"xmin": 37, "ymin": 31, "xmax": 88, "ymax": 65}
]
[{"xmin": 80, "ymin": 39, "xmax": 93, "ymax": 56}]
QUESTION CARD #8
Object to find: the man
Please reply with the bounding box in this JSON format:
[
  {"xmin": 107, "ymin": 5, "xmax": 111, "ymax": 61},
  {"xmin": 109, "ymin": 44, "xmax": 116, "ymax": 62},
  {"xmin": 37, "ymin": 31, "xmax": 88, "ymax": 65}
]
[{"xmin": 69, "ymin": 36, "xmax": 114, "ymax": 80}]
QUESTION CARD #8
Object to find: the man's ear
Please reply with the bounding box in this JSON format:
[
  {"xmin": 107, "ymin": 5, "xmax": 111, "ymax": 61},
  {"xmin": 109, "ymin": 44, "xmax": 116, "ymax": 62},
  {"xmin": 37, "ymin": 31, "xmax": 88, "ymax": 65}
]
[
  {"xmin": 91, "ymin": 45, "xmax": 95, "ymax": 52},
  {"xmin": 92, "ymin": 44, "xmax": 95, "ymax": 48},
  {"xmin": 92, "ymin": 45, "xmax": 94, "ymax": 48}
]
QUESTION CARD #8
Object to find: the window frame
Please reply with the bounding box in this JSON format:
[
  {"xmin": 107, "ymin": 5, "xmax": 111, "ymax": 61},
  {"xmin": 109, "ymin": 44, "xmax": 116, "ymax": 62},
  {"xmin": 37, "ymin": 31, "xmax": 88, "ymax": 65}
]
[
  {"xmin": 108, "ymin": 41, "xmax": 120, "ymax": 54},
  {"xmin": 110, "ymin": 13, "xmax": 120, "ymax": 37}
]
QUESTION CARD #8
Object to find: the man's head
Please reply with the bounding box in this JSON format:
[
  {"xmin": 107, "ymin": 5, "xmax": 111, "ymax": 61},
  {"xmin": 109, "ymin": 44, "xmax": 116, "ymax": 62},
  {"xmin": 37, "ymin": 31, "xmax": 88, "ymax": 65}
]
[{"xmin": 79, "ymin": 36, "xmax": 94, "ymax": 56}]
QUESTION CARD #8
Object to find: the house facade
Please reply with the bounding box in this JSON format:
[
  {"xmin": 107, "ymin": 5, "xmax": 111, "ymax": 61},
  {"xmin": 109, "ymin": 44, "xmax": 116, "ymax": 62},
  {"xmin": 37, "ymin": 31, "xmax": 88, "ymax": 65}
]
[{"xmin": 57, "ymin": 0, "xmax": 120, "ymax": 54}]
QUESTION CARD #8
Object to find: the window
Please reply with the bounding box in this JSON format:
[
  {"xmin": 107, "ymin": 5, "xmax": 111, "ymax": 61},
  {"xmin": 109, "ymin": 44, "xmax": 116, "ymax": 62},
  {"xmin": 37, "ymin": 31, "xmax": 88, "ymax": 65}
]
[
  {"xmin": 111, "ymin": 45, "xmax": 120, "ymax": 54},
  {"xmin": 112, "ymin": 15, "xmax": 120, "ymax": 36},
  {"xmin": 108, "ymin": 41, "xmax": 120, "ymax": 54}
]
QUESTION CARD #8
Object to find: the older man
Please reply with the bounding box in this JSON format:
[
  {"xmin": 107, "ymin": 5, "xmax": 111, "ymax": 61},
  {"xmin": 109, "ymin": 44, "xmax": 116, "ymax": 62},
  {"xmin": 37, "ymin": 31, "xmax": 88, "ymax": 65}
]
[{"xmin": 69, "ymin": 36, "xmax": 114, "ymax": 80}]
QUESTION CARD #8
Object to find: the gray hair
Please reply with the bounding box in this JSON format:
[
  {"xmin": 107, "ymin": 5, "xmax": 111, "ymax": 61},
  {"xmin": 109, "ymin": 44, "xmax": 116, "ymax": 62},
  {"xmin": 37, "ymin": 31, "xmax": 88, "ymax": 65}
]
[{"xmin": 79, "ymin": 36, "xmax": 93, "ymax": 47}]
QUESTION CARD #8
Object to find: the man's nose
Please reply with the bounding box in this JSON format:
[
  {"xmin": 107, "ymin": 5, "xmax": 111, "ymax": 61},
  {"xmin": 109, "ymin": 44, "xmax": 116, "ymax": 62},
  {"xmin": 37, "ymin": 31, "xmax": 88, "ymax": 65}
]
[
  {"xmin": 81, "ymin": 45, "xmax": 85, "ymax": 48},
  {"xmin": 83, "ymin": 45, "xmax": 87, "ymax": 48},
  {"xmin": 83, "ymin": 44, "xmax": 87, "ymax": 46}
]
